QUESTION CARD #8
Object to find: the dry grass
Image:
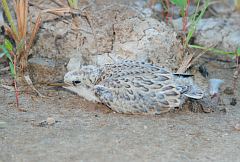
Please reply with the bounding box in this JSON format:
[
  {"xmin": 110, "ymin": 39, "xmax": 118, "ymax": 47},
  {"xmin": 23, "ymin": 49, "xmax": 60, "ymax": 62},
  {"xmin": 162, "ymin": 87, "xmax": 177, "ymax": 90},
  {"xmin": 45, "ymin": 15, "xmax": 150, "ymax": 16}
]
[
  {"xmin": 235, "ymin": 0, "xmax": 240, "ymax": 11},
  {"xmin": 2, "ymin": 0, "xmax": 42, "ymax": 73}
]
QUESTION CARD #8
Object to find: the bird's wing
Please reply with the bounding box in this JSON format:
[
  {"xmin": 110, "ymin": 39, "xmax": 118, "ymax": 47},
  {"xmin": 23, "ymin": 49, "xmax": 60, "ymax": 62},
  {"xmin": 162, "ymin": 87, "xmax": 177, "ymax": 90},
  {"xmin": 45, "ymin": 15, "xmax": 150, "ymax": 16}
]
[
  {"xmin": 97, "ymin": 61, "xmax": 171, "ymax": 82},
  {"xmin": 180, "ymin": 85, "xmax": 204, "ymax": 99},
  {"xmin": 94, "ymin": 64, "xmax": 181, "ymax": 114},
  {"xmin": 175, "ymin": 77, "xmax": 204, "ymax": 100}
]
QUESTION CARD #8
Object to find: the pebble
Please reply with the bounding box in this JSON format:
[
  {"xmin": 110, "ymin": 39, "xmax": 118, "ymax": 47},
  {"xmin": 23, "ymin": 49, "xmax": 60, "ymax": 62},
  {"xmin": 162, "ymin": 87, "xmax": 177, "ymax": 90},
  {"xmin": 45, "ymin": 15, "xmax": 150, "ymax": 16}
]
[
  {"xmin": 230, "ymin": 98, "xmax": 237, "ymax": 106},
  {"xmin": 0, "ymin": 121, "xmax": 7, "ymax": 129},
  {"xmin": 208, "ymin": 79, "xmax": 224, "ymax": 95},
  {"xmin": 142, "ymin": 8, "xmax": 153, "ymax": 17},
  {"xmin": 224, "ymin": 87, "xmax": 234, "ymax": 95},
  {"xmin": 234, "ymin": 123, "xmax": 240, "ymax": 131},
  {"xmin": 35, "ymin": 117, "xmax": 57, "ymax": 127},
  {"xmin": 134, "ymin": 1, "xmax": 146, "ymax": 8},
  {"xmin": 47, "ymin": 117, "xmax": 56, "ymax": 125},
  {"xmin": 153, "ymin": 3, "xmax": 162, "ymax": 12}
]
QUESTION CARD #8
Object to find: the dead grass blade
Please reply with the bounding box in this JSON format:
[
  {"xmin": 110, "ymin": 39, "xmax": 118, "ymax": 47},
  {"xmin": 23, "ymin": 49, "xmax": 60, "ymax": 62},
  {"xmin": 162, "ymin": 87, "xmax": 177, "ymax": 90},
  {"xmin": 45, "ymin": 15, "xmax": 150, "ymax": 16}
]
[
  {"xmin": 14, "ymin": 0, "xmax": 28, "ymax": 42},
  {"xmin": 26, "ymin": 15, "xmax": 42, "ymax": 55},
  {"xmin": 14, "ymin": 0, "xmax": 42, "ymax": 72},
  {"xmin": 24, "ymin": 75, "xmax": 45, "ymax": 97},
  {"xmin": 177, "ymin": 45, "xmax": 214, "ymax": 73},
  {"xmin": 42, "ymin": 7, "xmax": 72, "ymax": 16},
  {"xmin": 51, "ymin": 0, "xmax": 69, "ymax": 7},
  {"xmin": 177, "ymin": 54, "xmax": 194, "ymax": 73},
  {"xmin": 4, "ymin": 26, "xmax": 18, "ymax": 42}
]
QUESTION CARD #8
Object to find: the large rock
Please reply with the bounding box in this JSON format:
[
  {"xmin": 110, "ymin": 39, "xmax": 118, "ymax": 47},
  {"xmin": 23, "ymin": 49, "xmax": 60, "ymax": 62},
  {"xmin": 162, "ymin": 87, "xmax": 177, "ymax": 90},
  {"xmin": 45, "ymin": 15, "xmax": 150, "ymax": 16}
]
[
  {"xmin": 173, "ymin": 13, "xmax": 240, "ymax": 52},
  {"xmin": 28, "ymin": 57, "xmax": 67, "ymax": 83},
  {"xmin": 28, "ymin": 0, "xmax": 183, "ymax": 83},
  {"xmin": 194, "ymin": 13, "xmax": 240, "ymax": 52}
]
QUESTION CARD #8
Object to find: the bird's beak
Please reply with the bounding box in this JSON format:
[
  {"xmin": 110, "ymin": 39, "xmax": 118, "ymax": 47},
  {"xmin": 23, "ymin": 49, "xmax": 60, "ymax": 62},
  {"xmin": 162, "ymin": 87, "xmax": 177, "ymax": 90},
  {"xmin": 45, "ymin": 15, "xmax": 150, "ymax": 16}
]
[{"xmin": 47, "ymin": 80, "xmax": 71, "ymax": 87}]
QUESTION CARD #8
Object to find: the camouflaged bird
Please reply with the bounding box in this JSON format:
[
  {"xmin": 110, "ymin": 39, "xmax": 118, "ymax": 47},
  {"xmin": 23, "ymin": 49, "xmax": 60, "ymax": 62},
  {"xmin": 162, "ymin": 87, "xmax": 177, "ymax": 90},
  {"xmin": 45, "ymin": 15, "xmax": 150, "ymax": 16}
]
[{"xmin": 64, "ymin": 60, "xmax": 204, "ymax": 114}]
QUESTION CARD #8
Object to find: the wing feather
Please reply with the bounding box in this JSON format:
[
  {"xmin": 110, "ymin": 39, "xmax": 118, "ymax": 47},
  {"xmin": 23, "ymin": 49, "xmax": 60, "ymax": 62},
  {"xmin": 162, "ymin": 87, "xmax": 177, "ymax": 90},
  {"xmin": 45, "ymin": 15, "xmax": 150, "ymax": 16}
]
[{"xmin": 94, "ymin": 61, "xmax": 181, "ymax": 114}]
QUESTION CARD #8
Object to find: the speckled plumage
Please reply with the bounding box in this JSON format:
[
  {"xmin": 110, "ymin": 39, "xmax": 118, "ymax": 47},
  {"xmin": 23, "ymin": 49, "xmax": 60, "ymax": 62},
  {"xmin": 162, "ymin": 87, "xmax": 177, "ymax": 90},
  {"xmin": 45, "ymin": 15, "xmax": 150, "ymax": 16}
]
[{"xmin": 64, "ymin": 60, "xmax": 204, "ymax": 114}]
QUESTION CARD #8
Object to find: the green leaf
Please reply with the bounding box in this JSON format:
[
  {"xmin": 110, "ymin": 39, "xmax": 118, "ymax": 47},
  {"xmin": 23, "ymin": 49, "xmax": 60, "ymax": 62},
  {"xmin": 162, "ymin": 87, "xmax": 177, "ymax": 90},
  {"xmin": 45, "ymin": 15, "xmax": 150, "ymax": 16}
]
[
  {"xmin": 68, "ymin": 0, "xmax": 78, "ymax": 9},
  {"xmin": 2, "ymin": 0, "xmax": 18, "ymax": 38},
  {"xmin": 170, "ymin": 0, "xmax": 187, "ymax": 10},
  {"xmin": 189, "ymin": 44, "xmax": 235, "ymax": 55},
  {"xmin": 2, "ymin": 46, "xmax": 13, "ymax": 62},
  {"xmin": 185, "ymin": 0, "xmax": 208, "ymax": 47},
  {"xmin": 0, "ymin": 45, "xmax": 5, "ymax": 58},
  {"xmin": 237, "ymin": 47, "xmax": 240, "ymax": 56},
  {"xmin": 9, "ymin": 61, "xmax": 15, "ymax": 78},
  {"xmin": 4, "ymin": 39, "xmax": 13, "ymax": 52},
  {"xmin": 0, "ymin": 52, "xmax": 5, "ymax": 58}
]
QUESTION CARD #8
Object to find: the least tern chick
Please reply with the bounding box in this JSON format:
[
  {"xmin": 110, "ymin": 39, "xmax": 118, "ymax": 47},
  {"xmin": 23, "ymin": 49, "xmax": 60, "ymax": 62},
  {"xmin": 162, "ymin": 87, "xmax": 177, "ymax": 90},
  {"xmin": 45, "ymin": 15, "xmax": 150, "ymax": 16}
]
[{"xmin": 64, "ymin": 61, "xmax": 204, "ymax": 114}]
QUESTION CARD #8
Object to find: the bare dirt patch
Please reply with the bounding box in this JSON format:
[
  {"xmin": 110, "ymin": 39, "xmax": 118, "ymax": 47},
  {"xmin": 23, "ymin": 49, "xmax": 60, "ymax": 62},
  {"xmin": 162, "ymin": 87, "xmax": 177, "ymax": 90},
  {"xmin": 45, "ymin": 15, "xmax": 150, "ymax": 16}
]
[
  {"xmin": 1, "ymin": 0, "xmax": 240, "ymax": 161},
  {"xmin": 1, "ymin": 59, "xmax": 240, "ymax": 162}
]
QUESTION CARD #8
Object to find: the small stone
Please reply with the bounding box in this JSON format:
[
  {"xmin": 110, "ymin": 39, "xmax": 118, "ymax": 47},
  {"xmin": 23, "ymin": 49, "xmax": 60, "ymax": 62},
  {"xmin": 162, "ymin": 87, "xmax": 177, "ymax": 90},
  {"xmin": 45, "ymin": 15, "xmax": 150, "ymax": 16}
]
[
  {"xmin": 153, "ymin": 3, "xmax": 162, "ymax": 12},
  {"xmin": 142, "ymin": 8, "xmax": 153, "ymax": 17},
  {"xmin": 230, "ymin": 98, "xmax": 237, "ymax": 106},
  {"xmin": 134, "ymin": 1, "xmax": 146, "ymax": 8},
  {"xmin": 35, "ymin": 121, "xmax": 47, "ymax": 127},
  {"xmin": 67, "ymin": 57, "xmax": 83, "ymax": 71},
  {"xmin": 234, "ymin": 123, "xmax": 240, "ymax": 131},
  {"xmin": 0, "ymin": 121, "xmax": 7, "ymax": 129},
  {"xmin": 208, "ymin": 79, "xmax": 224, "ymax": 96},
  {"xmin": 223, "ymin": 133, "xmax": 228, "ymax": 136},
  {"xmin": 18, "ymin": 108, "xmax": 27, "ymax": 112},
  {"xmin": 219, "ymin": 107, "xmax": 227, "ymax": 113},
  {"xmin": 35, "ymin": 118, "xmax": 58, "ymax": 127},
  {"xmin": 144, "ymin": 125, "xmax": 148, "ymax": 129},
  {"xmin": 47, "ymin": 117, "xmax": 56, "ymax": 125},
  {"xmin": 202, "ymin": 107, "xmax": 213, "ymax": 113},
  {"xmin": 224, "ymin": 87, "xmax": 234, "ymax": 95}
]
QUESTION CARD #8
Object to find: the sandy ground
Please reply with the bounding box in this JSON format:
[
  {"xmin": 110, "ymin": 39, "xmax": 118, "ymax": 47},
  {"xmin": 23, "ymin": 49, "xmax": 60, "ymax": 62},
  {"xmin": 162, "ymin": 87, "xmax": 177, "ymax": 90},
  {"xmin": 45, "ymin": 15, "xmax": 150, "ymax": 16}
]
[
  {"xmin": 1, "ymin": 58, "xmax": 240, "ymax": 162},
  {"xmin": 0, "ymin": 0, "xmax": 240, "ymax": 161}
]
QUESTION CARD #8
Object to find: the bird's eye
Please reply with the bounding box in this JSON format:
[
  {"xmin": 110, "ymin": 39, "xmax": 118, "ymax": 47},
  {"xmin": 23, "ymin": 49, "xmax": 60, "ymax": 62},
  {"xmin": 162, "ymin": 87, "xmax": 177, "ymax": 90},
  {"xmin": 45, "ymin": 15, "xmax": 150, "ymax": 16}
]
[{"xmin": 72, "ymin": 80, "xmax": 81, "ymax": 86}]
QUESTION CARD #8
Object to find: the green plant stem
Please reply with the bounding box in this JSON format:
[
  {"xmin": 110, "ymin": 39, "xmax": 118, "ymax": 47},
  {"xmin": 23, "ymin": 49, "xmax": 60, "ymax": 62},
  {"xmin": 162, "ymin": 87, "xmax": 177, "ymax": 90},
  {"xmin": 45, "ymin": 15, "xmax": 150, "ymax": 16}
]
[
  {"xmin": 185, "ymin": 0, "xmax": 208, "ymax": 48},
  {"xmin": 1, "ymin": 0, "xmax": 18, "ymax": 38},
  {"xmin": 68, "ymin": 0, "xmax": 78, "ymax": 9},
  {"xmin": 189, "ymin": 44, "xmax": 236, "ymax": 55},
  {"xmin": 11, "ymin": 51, "xmax": 19, "ymax": 107}
]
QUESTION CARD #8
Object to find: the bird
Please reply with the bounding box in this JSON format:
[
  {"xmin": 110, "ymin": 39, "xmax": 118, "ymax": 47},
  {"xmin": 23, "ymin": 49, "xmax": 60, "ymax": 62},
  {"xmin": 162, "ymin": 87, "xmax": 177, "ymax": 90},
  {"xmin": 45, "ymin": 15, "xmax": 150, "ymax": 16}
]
[{"xmin": 63, "ymin": 60, "xmax": 204, "ymax": 115}]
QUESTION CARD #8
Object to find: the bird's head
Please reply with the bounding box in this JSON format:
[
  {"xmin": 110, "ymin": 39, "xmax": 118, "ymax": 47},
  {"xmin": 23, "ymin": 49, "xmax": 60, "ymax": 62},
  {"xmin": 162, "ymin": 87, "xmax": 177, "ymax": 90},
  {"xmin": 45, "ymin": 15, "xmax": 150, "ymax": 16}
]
[
  {"xmin": 63, "ymin": 65, "xmax": 102, "ymax": 102},
  {"xmin": 64, "ymin": 65, "xmax": 101, "ymax": 88}
]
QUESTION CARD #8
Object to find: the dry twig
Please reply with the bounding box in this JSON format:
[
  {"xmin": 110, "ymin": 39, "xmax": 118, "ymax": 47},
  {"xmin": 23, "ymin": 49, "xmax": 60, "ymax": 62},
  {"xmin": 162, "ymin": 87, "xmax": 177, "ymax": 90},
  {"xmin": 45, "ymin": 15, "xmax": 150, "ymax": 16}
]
[
  {"xmin": 177, "ymin": 45, "xmax": 216, "ymax": 73},
  {"xmin": 24, "ymin": 75, "xmax": 45, "ymax": 98}
]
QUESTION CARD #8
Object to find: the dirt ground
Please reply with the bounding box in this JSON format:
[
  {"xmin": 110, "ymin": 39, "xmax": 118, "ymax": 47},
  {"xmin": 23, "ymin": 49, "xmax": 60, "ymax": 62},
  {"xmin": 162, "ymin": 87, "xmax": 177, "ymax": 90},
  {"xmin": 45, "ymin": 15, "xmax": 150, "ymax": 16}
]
[
  {"xmin": 0, "ymin": 0, "xmax": 240, "ymax": 161},
  {"xmin": 1, "ymin": 58, "xmax": 240, "ymax": 162}
]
